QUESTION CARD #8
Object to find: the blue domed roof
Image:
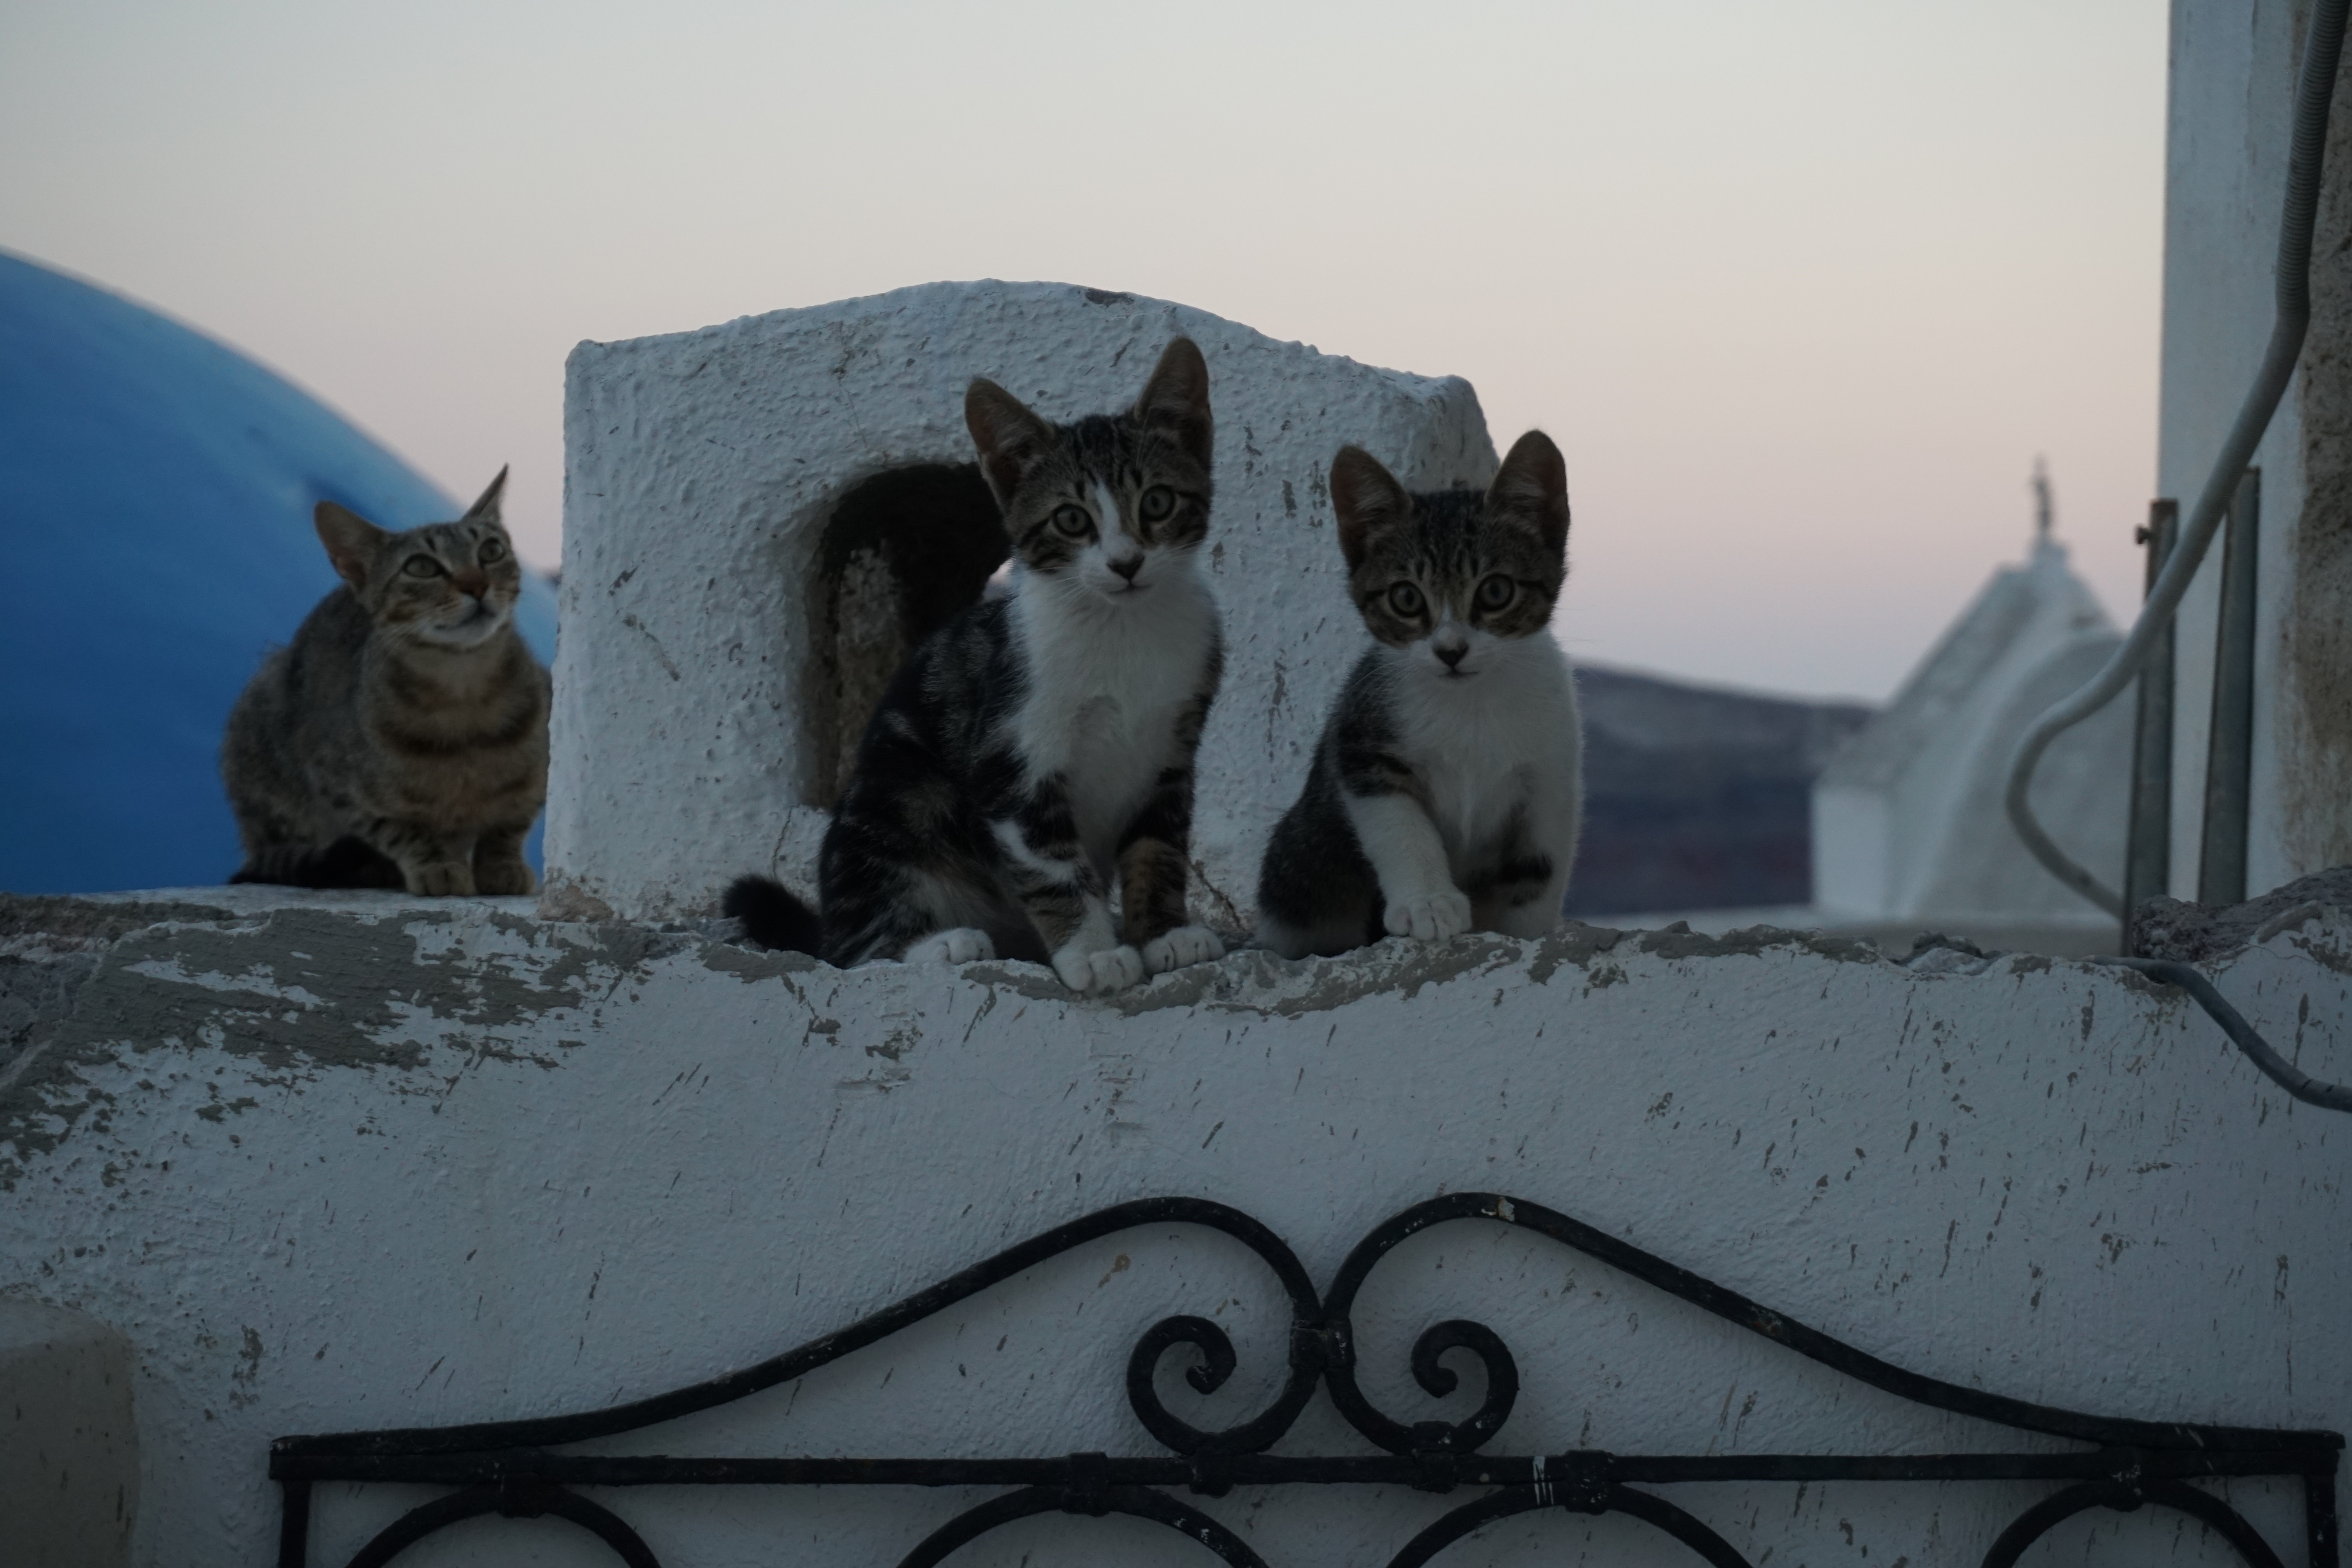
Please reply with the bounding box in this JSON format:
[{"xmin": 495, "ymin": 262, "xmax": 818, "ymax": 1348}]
[{"xmin": 0, "ymin": 251, "xmax": 557, "ymax": 894}]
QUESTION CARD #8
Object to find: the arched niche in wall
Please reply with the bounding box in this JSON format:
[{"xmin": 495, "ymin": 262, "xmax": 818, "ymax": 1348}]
[{"xmin": 801, "ymin": 463, "xmax": 1010, "ymax": 808}]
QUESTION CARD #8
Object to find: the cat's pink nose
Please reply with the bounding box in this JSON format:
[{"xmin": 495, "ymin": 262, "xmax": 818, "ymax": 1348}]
[
  {"xmin": 1435, "ymin": 641, "xmax": 1467, "ymax": 668},
  {"xmin": 1108, "ymin": 554, "xmax": 1142, "ymax": 582}
]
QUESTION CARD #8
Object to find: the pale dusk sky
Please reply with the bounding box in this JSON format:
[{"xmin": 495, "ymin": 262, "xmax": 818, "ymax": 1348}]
[{"xmin": 2, "ymin": 1, "xmax": 2171, "ymax": 700}]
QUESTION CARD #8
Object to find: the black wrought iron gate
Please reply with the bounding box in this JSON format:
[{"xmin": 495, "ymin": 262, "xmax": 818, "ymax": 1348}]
[{"xmin": 270, "ymin": 1192, "xmax": 2341, "ymax": 1567}]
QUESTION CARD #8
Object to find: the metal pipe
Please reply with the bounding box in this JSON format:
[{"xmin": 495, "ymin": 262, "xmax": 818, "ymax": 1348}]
[
  {"xmin": 2094, "ymin": 954, "xmax": 2352, "ymax": 1112},
  {"xmin": 2122, "ymin": 499, "xmax": 2179, "ymax": 934},
  {"xmin": 2198, "ymin": 469, "xmax": 2261, "ymax": 905},
  {"xmin": 2005, "ymin": 0, "xmax": 2350, "ymax": 915}
]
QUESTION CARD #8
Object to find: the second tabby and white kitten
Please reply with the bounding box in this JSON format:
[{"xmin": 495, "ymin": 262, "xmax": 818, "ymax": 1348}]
[
  {"xmin": 728, "ymin": 339, "xmax": 1225, "ymax": 995},
  {"xmin": 1255, "ymin": 433, "xmax": 1582, "ymax": 957}
]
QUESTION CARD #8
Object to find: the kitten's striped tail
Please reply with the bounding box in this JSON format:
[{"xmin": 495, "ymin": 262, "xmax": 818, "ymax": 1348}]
[{"xmin": 723, "ymin": 875, "xmax": 824, "ymax": 957}]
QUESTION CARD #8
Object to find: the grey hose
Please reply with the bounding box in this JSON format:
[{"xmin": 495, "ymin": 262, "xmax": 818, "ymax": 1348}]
[
  {"xmin": 2006, "ymin": 0, "xmax": 2351, "ymax": 916},
  {"xmin": 2094, "ymin": 955, "xmax": 2352, "ymax": 1112}
]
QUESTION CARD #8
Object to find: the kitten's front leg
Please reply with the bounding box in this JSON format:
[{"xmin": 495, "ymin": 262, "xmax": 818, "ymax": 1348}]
[
  {"xmin": 1342, "ymin": 787, "xmax": 1471, "ymax": 942},
  {"xmin": 1484, "ymin": 871, "xmax": 1566, "ymax": 940},
  {"xmin": 369, "ymin": 819, "xmax": 477, "ymax": 897},
  {"xmin": 472, "ymin": 824, "xmax": 537, "ymax": 896},
  {"xmin": 904, "ymin": 928, "xmax": 996, "ymax": 965},
  {"xmin": 1476, "ymin": 818, "xmax": 1566, "ymax": 940},
  {"xmin": 993, "ymin": 780, "xmax": 1142, "ymax": 995},
  {"xmin": 1117, "ymin": 765, "xmax": 1224, "ymax": 975}
]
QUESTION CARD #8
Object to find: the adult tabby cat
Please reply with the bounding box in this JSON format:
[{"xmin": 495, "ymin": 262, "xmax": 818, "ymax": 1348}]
[
  {"xmin": 1255, "ymin": 432, "xmax": 1582, "ymax": 957},
  {"xmin": 726, "ymin": 339, "xmax": 1226, "ymax": 995},
  {"xmin": 221, "ymin": 470, "xmax": 550, "ymax": 895}
]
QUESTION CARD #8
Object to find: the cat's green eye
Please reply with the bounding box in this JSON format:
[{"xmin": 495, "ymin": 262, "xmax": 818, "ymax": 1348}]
[
  {"xmin": 1387, "ymin": 583, "xmax": 1425, "ymax": 618},
  {"xmin": 1051, "ymin": 504, "xmax": 1093, "ymax": 538},
  {"xmin": 402, "ymin": 556, "xmax": 443, "ymax": 579},
  {"xmin": 479, "ymin": 538, "xmax": 507, "ymax": 563},
  {"xmin": 1475, "ymin": 574, "xmax": 1515, "ymax": 611},
  {"xmin": 1138, "ymin": 486, "xmax": 1175, "ymax": 522}
]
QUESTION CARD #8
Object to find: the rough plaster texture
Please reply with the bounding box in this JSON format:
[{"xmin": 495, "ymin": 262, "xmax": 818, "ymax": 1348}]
[
  {"xmin": 549, "ymin": 280, "xmax": 1498, "ymax": 926},
  {"xmin": 1, "ymin": 889, "xmax": 2344, "ymax": 1567},
  {"xmin": 2289, "ymin": 10, "xmax": 2352, "ymax": 874},
  {"xmin": 2157, "ymin": 0, "xmax": 2352, "ymax": 898},
  {"xmin": 2133, "ymin": 861, "xmax": 2352, "ymax": 960},
  {"xmin": 1, "ymin": 1298, "xmax": 137, "ymax": 1567}
]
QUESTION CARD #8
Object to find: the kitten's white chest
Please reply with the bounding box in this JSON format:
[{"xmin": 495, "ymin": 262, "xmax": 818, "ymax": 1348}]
[
  {"xmin": 1391, "ymin": 642, "xmax": 1582, "ymax": 868},
  {"xmin": 1012, "ymin": 574, "xmax": 1218, "ymax": 870}
]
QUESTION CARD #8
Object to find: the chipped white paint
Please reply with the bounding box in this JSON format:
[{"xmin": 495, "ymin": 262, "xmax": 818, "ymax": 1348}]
[
  {"xmin": 547, "ymin": 281, "xmax": 1497, "ymax": 925},
  {"xmin": 2, "ymin": 890, "xmax": 2346, "ymax": 1566}
]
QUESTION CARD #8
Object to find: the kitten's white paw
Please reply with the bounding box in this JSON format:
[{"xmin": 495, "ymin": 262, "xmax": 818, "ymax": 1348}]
[
  {"xmin": 1142, "ymin": 925, "xmax": 1224, "ymax": 974},
  {"xmin": 1385, "ymin": 890, "xmax": 1472, "ymax": 942},
  {"xmin": 1053, "ymin": 942, "xmax": 1146, "ymax": 994},
  {"xmin": 905, "ymin": 927, "xmax": 995, "ymax": 965}
]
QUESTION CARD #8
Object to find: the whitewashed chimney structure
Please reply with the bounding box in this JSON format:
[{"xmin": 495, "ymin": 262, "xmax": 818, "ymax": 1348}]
[{"xmin": 543, "ymin": 282, "xmax": 1497, "ymax": 928}]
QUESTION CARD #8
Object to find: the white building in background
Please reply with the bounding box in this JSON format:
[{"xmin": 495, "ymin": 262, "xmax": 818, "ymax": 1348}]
[{"xmin": 1808, "ymin": 480, "xmax": 2131, "ymax": 954}]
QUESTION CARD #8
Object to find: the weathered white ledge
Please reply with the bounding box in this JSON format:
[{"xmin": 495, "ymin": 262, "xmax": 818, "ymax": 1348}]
[{"xmin": 2, "ymin": 890, "xmax": 2346, "ymax": 1566}]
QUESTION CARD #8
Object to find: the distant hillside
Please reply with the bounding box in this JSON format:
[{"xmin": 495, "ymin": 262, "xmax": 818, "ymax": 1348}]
[{"xmin": 1567, "ymin": 665, "xmax": 1874, "ymax": 917}]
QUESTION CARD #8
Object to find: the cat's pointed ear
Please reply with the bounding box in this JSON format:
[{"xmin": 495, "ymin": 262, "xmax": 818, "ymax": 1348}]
[
  {"xmin": 462, "ymin": 465, "xmax": 509, "ymax": 524},
  {"xmin": 314, "ymin": 502, "xmax": 388, "ymax": 590},
  {"xmin": 1329, "ymin": 445, "xmax": 1411, "ymax": 573},
  {"xmin": 1132, "ymin": 337, "xmax": 1212, "ymax": 467},
  {"xmin": 965, "ymin": 378, "xmax": 1058, "ymax": 503},
  {"xmin": 1488, "ymin": 430, "xmax": 1570, "ymax": 559}
]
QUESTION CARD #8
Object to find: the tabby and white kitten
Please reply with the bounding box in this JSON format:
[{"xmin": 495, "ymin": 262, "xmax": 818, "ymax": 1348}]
[
  {"xmin": 221, "ymin": 470, "xmax": 550, "ymax": 895},
  {"xmin": 727, "ymin": 339, "xmax": 1226, "ymax": 995},
  {"xmin": 1255, "ymin": 433, "xmax": 1581, "ymax": 957}
]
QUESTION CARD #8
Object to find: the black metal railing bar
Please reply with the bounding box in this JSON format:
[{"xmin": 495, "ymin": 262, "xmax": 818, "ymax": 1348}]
[{"xmin": 272, "ymin": 1192, "xmax": 2342, "ymax": 1568}]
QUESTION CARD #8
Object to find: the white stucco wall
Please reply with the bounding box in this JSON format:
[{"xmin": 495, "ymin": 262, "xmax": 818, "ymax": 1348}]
[
  {"xmin": 1, "ymin": 1298, "xmax": 136, "ymax": 1568},
  {"xmin": 547, "ymin": 281, "xmax": 1496, "ymax": 927},
  {"xmin": 2158, "ymin": 0, "xmax": 2325, "ymax": 896},
  {"xmin": 2, "ymin": 890, "xmax": 2344, "ymax": 1567}
]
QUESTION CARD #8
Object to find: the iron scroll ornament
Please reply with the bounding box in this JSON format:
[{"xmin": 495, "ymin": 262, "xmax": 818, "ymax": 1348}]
[{"xmin": 272, "ymin": 1193, "xmax": 2342, "ymax": 1568}]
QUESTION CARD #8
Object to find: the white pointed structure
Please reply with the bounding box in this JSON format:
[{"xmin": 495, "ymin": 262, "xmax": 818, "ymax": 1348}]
[{"xmin": 1812, "ymin": 470, "xmax": 2129, "ymax": 941}]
